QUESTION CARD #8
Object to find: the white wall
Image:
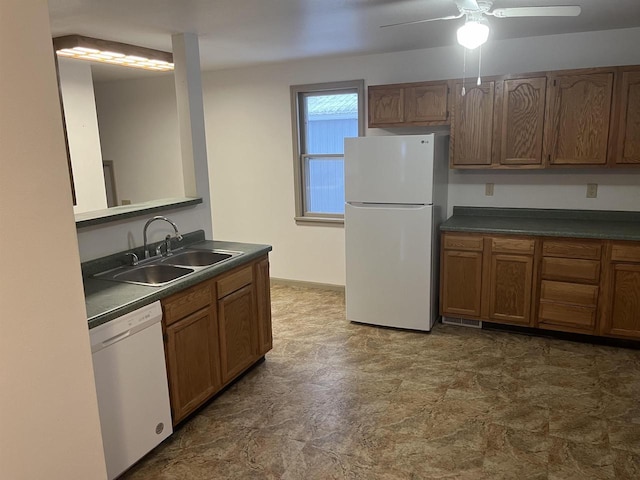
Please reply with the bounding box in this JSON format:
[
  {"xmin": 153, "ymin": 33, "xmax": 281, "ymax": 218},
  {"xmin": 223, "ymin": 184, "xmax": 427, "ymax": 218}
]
[
  {"xmin": 58, "ymin": 59, "xmax": 108, "ymax": 214},
  {"xmin": 76, "ymin": 204, "xmax": 211, "ymax": 261},
  {"xmin": 203, "ymin": 27, "xmax": 640, "ymax": 286},
  {"xmin": 94, "ymin": 75, "xmax": 184, "ymax": 204},
  {"xmin": 0, "ymin": 1, "xmax": 107, "ymax": 478},
  {"xmin": 448, "ymin": 169, "xmax": 640, "ymax": 216}
]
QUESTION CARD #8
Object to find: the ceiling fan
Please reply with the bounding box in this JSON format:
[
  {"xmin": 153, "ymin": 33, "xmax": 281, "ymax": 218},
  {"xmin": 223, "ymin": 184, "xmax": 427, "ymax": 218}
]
[{"xmin": 382, "ymin": 0, "xmax": 582, "ymax": 49}]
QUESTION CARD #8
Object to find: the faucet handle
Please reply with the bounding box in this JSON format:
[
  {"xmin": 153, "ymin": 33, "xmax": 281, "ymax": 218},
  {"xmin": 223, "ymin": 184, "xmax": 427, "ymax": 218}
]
[
  {"xmin": 125, "ymin": 252, "xmax": 139, "ymax": 266},
  {"xmin": 165, "ymin": 234, "xmax": 174, "ymax": 256},
  {"xmin": 156, "ymin": 235, "xmax": 173, "ymax": 257}
]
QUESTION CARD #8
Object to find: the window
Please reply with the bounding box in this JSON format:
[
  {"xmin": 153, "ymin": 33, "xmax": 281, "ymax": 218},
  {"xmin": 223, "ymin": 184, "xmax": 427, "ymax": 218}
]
[{"xmin": 291, "ymin": 80, "xmax": 364, "ymax": 224}]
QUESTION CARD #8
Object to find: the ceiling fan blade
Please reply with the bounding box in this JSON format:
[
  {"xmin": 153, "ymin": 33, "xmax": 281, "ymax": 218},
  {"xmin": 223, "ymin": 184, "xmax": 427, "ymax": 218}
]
[
  {"xmin": 491, "ymin": 6, "xmax": 582, "ymax": 18},
  {"xmin": 380, "ymin": 13, "xmax": 463, "ymax": 28},
  {"xmin": 455, "ymin": 0, "xmax": 480, "ymax": 11}
]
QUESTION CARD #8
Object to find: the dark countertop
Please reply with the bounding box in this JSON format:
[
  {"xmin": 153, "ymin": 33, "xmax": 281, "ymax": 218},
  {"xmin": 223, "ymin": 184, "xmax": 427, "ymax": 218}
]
[
  {"xmin": 440, "ymin": 207, "xmax": 640, "ymax": 241},
  {"xmin": 84, "ymin": 240, "xmax": 272, "ymax": 329}
]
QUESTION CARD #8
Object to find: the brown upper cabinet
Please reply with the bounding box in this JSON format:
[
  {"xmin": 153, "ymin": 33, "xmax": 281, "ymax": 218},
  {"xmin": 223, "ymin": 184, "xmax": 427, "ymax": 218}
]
[
  {"xmin": 368, "ymin": 81, "xmax": 449, "ymax": 128},
  {"xmin": 612, "ymin": 67, "xmax": 640, "ymax": 165},
  {"xmin": 545, "ymin": 71, "xmax": 614, "ymax": 166},
  {"xmin": 369, "ymin": 64, "xmax": 640, "ymax": 169},
  {"xmin": 451, "ymin": 75, "xmax": 547, "ymax": 168},
  {"xmin": 368, "ymin": 85, "xmax": 404, "ymax": 126},
  {"xmin": 450, "ymin": 80, "xmax": 495, "ymax": 167},
  {"xmin": 499, "ymin": 77, "xmax": 547, "ymax": 166}
]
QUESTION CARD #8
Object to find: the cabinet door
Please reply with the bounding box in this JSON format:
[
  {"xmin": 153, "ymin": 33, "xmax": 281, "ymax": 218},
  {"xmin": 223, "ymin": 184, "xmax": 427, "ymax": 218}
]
[
  {"xmin": 500, "ymin": 77, "xmax": 546, "ymax": 165},
  {"xmin": 441, "ymin": 250, "xmax": 483, "ymax": 318},
  {"xmin": 368, "ymin": 86, "xmax": 404, "ymax": 126},
  {"xmin": 545, "ymin": 72, "xmax": 614, "ymax": 165},
  {"xmin": 603, "ymin": 263, "xmax": 640, "ymax": 339},
  {"xmin": 488, "ymin": 254, "xmax": 534, "ymax": 326},
  {"xmin": 255, "ymin": 257, "xmax": 273, "ymax": 356},
  {"xmin": 405, "ymin": 83, "xmax": 449, "ymax": 123},
  {"xmin": 218, "ymin": 284, "xmax": 258, "ymax": 384},
  {"xmin": 165, "ymin": 308, "xmax": 221, "ymax": 424},
  {"xmin": 451, "ymin": 81, "xmax": 495, "ymax": 166},
  {"xmin": 613, "ymin": 70, "xmax": 640, "ymax": 165}
]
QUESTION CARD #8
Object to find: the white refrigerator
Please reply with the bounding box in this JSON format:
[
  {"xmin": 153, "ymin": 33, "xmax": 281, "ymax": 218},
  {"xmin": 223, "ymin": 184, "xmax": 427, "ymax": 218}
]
[{"xmin": 344, "ymin": 134, "xmax": 448, "ymax": 331}]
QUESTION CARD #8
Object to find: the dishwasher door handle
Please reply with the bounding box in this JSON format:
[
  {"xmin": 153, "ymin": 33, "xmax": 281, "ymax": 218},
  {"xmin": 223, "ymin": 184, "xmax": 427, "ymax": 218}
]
[{"xmin": 101, "ymin": 329, "xmax": 132, "ymax": 348}]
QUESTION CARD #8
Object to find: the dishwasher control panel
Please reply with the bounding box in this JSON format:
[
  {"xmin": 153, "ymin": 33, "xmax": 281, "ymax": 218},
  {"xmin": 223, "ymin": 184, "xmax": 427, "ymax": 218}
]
[{"xmin": 90, "ymin": 301, "xmax": 163, "ymax": 353}]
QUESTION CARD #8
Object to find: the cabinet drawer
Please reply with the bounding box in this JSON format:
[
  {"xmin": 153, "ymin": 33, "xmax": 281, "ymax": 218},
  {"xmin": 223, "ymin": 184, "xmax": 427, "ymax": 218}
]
[
  {"xmin": 491, "ymin": 237, "xmax": 535, "ymax": 255},
  {"xmin": 443, "ymin": 234, "xmax": 483, "ymax": 252},
  {"xmin": 538, "ymin": 301, "xmax": 596, "ymax": 329},
  {"xmin": 611, "ymin": 243, "xmax": 640, "ymax": 263},
  {"xmin": 217, "ymin": 265, "xmax": 253, "ymax": 299},
  {"xmin": 539, "ymin": 280, "xmax": 598, "ymax": 307},
  {"xmin": 163, "ymin": 282, "xmax": 212, "ymax": 326},
  {"xmin": 541, "ymin": 257, "xmax": 600, "ymax": 283},
  {"xmin": 542, "ymin": 240, "xmax": 601, "ymax": 260}
]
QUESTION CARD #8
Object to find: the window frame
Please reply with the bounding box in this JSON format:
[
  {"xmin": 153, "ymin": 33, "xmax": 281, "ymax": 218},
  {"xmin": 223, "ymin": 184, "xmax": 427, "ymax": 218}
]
[{"xmin": 290, "ymin": 80, "xmax": 365, "ymax": 225}]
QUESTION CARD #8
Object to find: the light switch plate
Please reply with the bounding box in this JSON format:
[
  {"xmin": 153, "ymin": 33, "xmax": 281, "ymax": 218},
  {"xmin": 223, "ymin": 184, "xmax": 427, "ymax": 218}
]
[
  {"xmin": 485, "ymin": 183, "xmax": 494, "ymax": 196},
  {"xmin": 586, "ymin": 184, "xmax": 598, "ymax": 198}
]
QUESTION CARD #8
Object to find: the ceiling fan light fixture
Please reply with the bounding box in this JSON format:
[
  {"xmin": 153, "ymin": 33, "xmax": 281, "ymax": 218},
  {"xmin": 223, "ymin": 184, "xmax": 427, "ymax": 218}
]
[{"xmin": 456, "ymin": 19, "xmax": 490, "ymax": 50}]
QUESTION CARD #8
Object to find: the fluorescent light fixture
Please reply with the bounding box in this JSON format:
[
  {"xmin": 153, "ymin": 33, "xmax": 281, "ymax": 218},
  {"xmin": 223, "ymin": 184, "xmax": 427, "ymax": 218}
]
[
  {"xmin": 456, "ymin": 19, "xmax": 490, "ymax": 50},
  {"xmin": 53, "ymin": 35, "xmax": 174, "ymax": 72}
]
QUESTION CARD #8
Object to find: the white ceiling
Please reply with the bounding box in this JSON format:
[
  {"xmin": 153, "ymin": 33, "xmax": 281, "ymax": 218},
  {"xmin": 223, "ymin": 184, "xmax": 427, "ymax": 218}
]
[{"xmin": 49, "ymin": 0, "xmax": 640, "ymax": 75}]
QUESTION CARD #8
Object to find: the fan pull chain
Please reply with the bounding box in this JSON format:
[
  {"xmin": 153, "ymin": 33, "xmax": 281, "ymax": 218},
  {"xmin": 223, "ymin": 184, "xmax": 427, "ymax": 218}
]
[
  {"xmin": 477, "ymin": 45, "xmax": 482, "ymax": 86},
  {"xmin": 461, "ymin": 47, "xmax": 467, "ymax": 96}
]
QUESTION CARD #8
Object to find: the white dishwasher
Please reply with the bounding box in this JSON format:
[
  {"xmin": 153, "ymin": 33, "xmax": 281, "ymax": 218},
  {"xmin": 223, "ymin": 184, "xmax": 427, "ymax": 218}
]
[{"xmin": 90, "ymin": 301, "xmax": 172, "ymax": 480}]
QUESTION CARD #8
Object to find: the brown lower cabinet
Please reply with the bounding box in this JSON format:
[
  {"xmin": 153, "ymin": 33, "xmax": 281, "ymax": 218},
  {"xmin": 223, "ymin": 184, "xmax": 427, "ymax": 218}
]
[
  {"xmin": 255, "ymin": 257, "xmax": 273, "ymax": 354},
  {"xmin": 218, "ymin": 284, "xmax": 258, "ymax": 384},
  {"xmin": 161, "ymin": 255, "xmax": 272, "ymax": 425},
  {"xmin": 164, "ymin": 307, "xmax": 221, "ymax": 423},
  {"xmin": 488, "ymin": 253, "xmax": 534, "ymax": 326},
  {"xmin": 537, "ymin": 239, "xmax": 601, "ymax": 334},
  {"xmin": 440, "ymin": 233, "xmax": 640, "ymax": 341},
  {"xmin": 600, "ymin": 243, "xmax": 640, "ymax": 339},
  {"xmin": 441, "ymin": 249, "xmax": 483, "ymax": 317}
]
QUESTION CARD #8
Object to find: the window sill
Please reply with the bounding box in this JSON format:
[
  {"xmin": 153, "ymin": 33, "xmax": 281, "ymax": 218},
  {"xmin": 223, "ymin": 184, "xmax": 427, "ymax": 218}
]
[{"xmin": 294, "ymin": 216, "xmax": 344, "ymax": 227}]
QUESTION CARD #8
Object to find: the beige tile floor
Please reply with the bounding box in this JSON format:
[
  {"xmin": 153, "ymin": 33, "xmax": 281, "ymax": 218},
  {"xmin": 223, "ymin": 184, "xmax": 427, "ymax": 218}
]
[{"xmin": 123, "ymin": 284, "xmax": 640, "ymax": 479}]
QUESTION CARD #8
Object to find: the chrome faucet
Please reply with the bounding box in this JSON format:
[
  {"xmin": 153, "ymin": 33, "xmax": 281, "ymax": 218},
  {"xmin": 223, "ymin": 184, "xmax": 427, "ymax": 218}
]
[{"xmin": 143, "ymin": 216, "xmax": 183, "ymax": 258}]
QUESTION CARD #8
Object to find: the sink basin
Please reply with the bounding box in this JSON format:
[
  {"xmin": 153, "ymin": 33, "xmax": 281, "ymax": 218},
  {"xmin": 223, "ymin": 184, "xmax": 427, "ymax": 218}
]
[
  {"xmin": 110, "ymin": 264, "xmax": 194, "ymax": 286},
  {"xmin": 161, "ymin": 249, "xmax": 240, "ymax": 267},
  {"xmin": 93, "ymin": 247, "xmax": 242, "ymax": 286}
]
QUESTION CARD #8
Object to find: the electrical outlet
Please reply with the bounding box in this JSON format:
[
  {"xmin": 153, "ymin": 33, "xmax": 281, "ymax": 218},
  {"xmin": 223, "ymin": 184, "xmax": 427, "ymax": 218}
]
[
  {"xmin": 485, "ymin": 183, "xmax": 494, "ymax": 196},
  {"xmin": 121, "ymin": 199, "xmax": 132, "ymax": 205},
  {"xmin": 586, "ymin": 184, "xmax": 598, "ymax": 199}
]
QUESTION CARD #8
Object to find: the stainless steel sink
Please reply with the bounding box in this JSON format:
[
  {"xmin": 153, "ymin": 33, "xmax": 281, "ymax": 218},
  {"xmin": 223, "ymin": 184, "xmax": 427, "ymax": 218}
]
[
  {"xmin": 98, "ymin": 264, "xmax": 194, "ymax": 286},
  {"xmin": 160, "ymin": 249, "xmax": 239, "ymax": 267},
  {"xmin": 93, "ymin": 248, "xmax": 242, "ymax": 286}
]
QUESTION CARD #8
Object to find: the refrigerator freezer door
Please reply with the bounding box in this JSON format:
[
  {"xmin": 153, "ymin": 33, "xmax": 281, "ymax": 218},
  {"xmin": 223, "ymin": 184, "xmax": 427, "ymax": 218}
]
[
  {"xmin": 345, "ymin": 134, "xmax": 434, "ymax": 205},
  {"xmin": 345, "ymin": 203, "xmax": 434, "ymax": 331}
]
